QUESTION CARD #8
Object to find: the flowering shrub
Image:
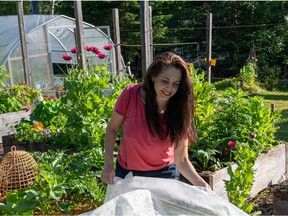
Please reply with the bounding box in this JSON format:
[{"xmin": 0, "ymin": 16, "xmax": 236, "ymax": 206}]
[
  {"xmin": 14, "ymin": 95, "xmax": 66, "ymax": 144},
  {"xmin": 0, "ymin": 66, "xmax": 41, "ymax": 114}
]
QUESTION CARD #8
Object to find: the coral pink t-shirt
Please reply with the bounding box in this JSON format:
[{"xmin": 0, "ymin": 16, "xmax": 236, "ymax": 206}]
[{"xmin": 115, "ymin": 84, "xmax": 175, "ymax": 171}]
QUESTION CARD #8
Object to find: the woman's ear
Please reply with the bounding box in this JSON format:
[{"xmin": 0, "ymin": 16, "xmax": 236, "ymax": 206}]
[{"xmin": 151, "ymin": 76, "xmax": 156, "ymax": 82}]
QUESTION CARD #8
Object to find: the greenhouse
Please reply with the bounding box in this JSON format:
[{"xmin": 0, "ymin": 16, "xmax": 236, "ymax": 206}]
[{"xmin": 0, "ymin": 14, "xmax": 123, "ymax": 90}]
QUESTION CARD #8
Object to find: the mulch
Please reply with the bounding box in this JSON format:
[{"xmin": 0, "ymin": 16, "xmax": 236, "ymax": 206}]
[
  {"xmin": 247, "ymin": 179, "xmax": 288, "ymax": 215},
  {"xmin": 1, "ymin": 135, "xmax": 61, "ymax": 154}
]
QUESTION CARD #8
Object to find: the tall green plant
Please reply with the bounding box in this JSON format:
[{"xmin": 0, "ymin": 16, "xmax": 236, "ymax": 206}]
[
  {"xmin": 239, "ymin": 60, "xmax": 256, "ymax": 85},
  {"xmin": 60, "ymin": 65, "xmax": 133, "ymax": 151},
  {"xmin": 189, "ymin": 65, "xmax": 221, "ymax": 171},
  {"xmin": 191, "ymin": 85, "xmax": 281, "ymax": 172},
  {"xmin": 225, "ymin": 139, "xmax": 262, "ymax": 213}
]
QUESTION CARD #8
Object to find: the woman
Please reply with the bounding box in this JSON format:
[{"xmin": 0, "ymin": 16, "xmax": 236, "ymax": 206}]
[{"xmin": 101, "ymin": 52, "xmax": 209, "ymax": 188}]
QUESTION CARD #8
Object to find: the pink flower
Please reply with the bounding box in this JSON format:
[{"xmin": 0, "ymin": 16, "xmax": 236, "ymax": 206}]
[
  {"xmin": 85, "ymin": 46, "xmax": 93, "ymax": 51},
  {"xmin": 62, "ymin": 54, "xmax": 72, "ymax": 61},
  {"xmin": 186, "ymin": 62, "xmax": 191, "ymax": 66},
  {"xmin": 228, "ymin": 141, "xmax": 237, "ymax": 149},
  {"xmin": 249, "ymin": 132, "xmax": 256, "ymax": 139},
  {"xmin": 50, "ymin": 95, "xmax": 55, "ymax": 99},
  {"xmin": 98, "ymin": 53, "xmax": 107, "ymax": 59},
  {"xmin": 70, "ymin": 47, "xmax": 78, "ymax": 53},
  {"xmin": 44, "ymin": 94, "xmax": 49, "ymax": 99},
  {"xmin": 103, "ymin": 44, "xmax": 113, "ymax": 50},
  {"xmin": 91, "ymin": 47, "xmax": 101, "ymax": 54}
]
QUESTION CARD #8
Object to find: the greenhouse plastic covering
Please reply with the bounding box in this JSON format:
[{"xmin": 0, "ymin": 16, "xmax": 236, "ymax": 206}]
[
  {"xmin": 0, "ymin": 15, "xmax": 118, "ymax": 89},
  {"xmin": 0, "ymin": 15, "xmax": 55, "ymax": 66},
  {"xmin": 80, "ymin": 174, "xmax": 248, "ymax": 216}
]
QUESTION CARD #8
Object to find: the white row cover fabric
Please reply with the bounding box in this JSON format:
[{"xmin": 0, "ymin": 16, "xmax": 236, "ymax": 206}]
[{"xmin": 80, "ymin": 175, "xmax": 248, "ymax": 216}]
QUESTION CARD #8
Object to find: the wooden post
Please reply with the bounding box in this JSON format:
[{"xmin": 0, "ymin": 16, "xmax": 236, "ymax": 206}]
[
  {"xmin": 74, "ymin": 1, "xmax": 86, "ymax": 71},
  {"xmin": 149, "ymin": 6, "xmax": 153, "ymax": 63},
  {"xmin": 140, "ymin": 1, "xmax": 152, "ymax": 76},
  {"xmin": 285, "ymin": 143, "xmax": 288, "ymax": 179},
  {"xmin": 113, "ymin": 8, "xmax": 122, "ymax": 81},
  {"xmin": 271, "ymin": 103, "xmax": 275, "ymax": 112},
  {"xmin": 206, "ymin": 13, "xmax": 212, "ymax": 84},
  {"xmin": 16, "ymin": 1, "xmax": 31, "ymax": 86}
]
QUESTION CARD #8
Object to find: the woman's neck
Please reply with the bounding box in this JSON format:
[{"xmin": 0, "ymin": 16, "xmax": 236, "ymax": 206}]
[{"xmin": 141, "ymin": 88, "xmax": 168, "ymax": 114}]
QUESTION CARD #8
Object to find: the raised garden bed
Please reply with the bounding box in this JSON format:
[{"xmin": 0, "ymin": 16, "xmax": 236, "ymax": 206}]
[
  {"xmin": 200, "ymin": 143, "xmax": 287, "ymax": 200},
  {"xmin": 0, "ymin": 110, "xmax": 31, "ymax": 143},
  {"xmin": 0, "ymin": 110, "xmax": 32, "ymax": 157}
]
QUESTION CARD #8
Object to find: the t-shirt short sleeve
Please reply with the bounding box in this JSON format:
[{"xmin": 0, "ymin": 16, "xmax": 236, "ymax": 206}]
[{"xmin": 114, "ymin": 85, "xmax": 137, "ymax": 117}]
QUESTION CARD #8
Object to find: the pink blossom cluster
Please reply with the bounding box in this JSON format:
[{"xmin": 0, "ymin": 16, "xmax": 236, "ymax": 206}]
[
  {"xmin": 61, "ymin": 44, "xmax": 113, "ymax": 61},
  {"xmin": 85, "ymin": 44, "xmax": 113, "ymax": 59}
]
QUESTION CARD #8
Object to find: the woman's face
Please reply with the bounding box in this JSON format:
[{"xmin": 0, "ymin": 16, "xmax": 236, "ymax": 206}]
[{"xmin": 152, "ymin": 66, "xmax": 182, "ymax": 103}]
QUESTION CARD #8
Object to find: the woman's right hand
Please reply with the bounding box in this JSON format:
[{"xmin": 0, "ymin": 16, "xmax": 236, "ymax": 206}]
[{"xmin": 100, "ymin": 163, "xmax": 115, "ymax": 184}]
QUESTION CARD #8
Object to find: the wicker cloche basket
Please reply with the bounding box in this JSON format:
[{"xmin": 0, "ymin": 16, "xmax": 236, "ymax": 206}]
[{"xmin": 0, "ymin": 146, "xmax": 39, "ymax": 199}]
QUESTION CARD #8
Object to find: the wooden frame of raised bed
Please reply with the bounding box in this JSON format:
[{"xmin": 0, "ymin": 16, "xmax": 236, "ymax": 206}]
[
  {"xmin": 201, "ymin": 143, "xmax": 288, "ymax": 200},
  {"xmin": 0, "ymin": 110, "xmax": 31, "ymax": 144}
]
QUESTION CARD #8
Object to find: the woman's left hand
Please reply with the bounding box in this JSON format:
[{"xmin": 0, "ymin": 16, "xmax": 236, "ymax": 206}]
[{"xmin": 195, "ymin": 180, "xmax": 211, "ymax": 189}]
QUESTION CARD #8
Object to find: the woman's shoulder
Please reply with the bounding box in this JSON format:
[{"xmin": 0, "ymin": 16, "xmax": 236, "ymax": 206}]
[{"xmin": 125, "ymin": 83, "xmax": 141, "ymax": 91}]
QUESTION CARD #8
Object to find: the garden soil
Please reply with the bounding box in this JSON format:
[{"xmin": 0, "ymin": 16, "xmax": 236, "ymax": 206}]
[{"xmin": 1, "ymin": 135, "xmax": 287, "ymax": 215}]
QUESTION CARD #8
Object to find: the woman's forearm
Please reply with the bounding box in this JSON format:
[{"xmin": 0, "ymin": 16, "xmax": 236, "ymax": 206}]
[
  {"xmin": 104, "ymin": 128, "xmax": 117, "ymax": 165},
  {"xmin": 176, "ymin": 158, "xmax": 207, "ymax": 186}
]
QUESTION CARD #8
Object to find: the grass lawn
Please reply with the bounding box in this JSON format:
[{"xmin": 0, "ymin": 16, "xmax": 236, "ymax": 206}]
[{"xmin": 251, "ymin": 90, "xmax": 288, "ymax": 142}]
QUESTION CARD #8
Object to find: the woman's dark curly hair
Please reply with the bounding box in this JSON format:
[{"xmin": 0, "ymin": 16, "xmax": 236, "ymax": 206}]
[{"xmin": 142, "ymin": 52, "xmax": 197, "ymax": 147}]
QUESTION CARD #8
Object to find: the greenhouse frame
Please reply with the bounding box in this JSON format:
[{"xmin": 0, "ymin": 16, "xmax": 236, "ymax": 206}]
[{"xmin": 0, "ymin": 14, "xmax": 123, "ymax": 90}]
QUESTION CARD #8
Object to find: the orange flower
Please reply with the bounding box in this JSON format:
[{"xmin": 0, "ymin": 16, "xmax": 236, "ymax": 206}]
[{"xmin": 34, "ymin": 121, "xmax": 44, "ymax": 131}]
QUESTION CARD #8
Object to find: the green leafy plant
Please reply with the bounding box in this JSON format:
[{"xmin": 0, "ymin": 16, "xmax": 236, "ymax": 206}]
[
  {"xmin": 190, "ymin": 63, "xmax": 281, "ymax": 172},
  {"xmin": 0, "ymin": 150, "xmax": 106, "ymax": 215},
  {"xmin": 225, "ymin": 137, "xmax": 263, "ymax": 213},
  {"xmin": 239, "ymin": 60, "xmax": 257, "ymax": 85},
  {"xmin": 189, "ymin": 64, "xmax": 281, "ymax": 214},
  {"xmin": 0, "ymin": 66, "xmax": 41, "ymax": 114},
  {"xmin": 58, "ymin": 64, "xmax": 133, "ymax": 151},
  {"xmin": 0, "ymin": 65, "xmax": 10, "ymax": 87},
  {"xmin": 14, "ymin": 95, "xmax": 67, "ymax": 144},
  {"xmin": 14, "ymin": 62, "xmax": 133, "ymax": 176},
  {"xmin": 0, "ymin": 190, "xmax": 37, "ymax": 215}
]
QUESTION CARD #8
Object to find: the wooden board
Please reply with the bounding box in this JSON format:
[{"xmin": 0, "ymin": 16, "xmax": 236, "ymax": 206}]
[
  {"xmin": 0, "ymin": 110, "xmax": 31, "ymax": 143},
  {"xmin": 201, "ymin": 144, "xmax": 287, "ymax": 200}
]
